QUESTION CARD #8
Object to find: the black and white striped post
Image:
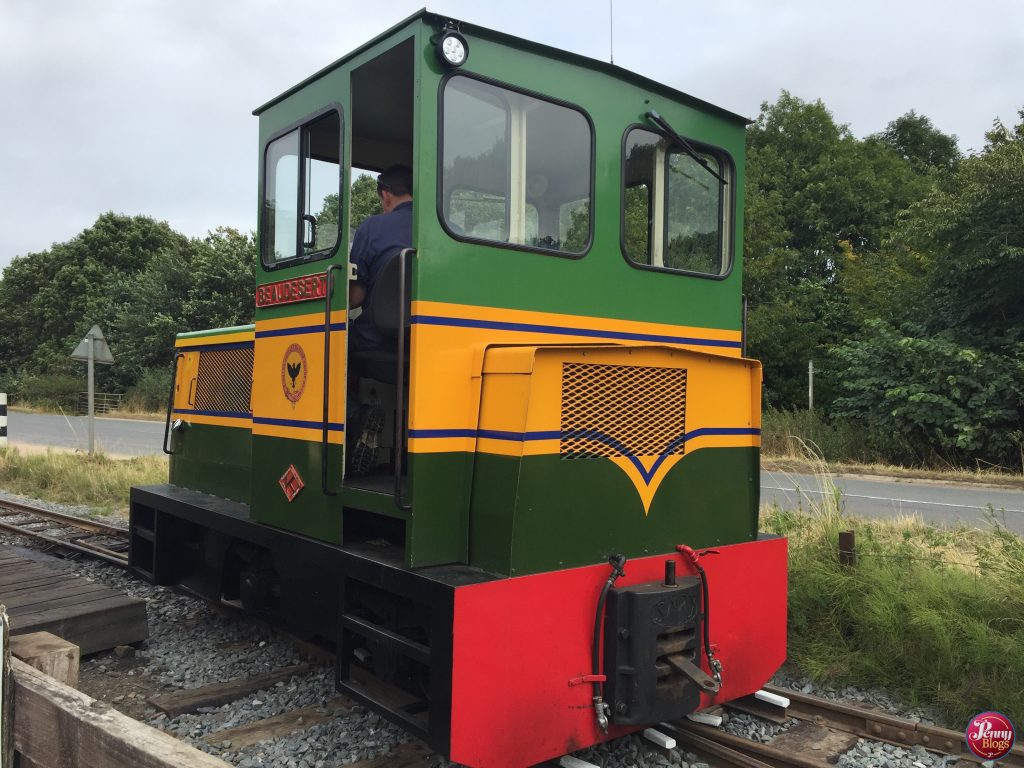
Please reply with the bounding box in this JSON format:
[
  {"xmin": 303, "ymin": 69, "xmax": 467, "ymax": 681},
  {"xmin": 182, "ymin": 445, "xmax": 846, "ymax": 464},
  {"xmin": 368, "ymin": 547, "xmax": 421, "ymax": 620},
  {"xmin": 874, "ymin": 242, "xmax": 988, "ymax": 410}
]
[{"xmin": 0, "ymin": 393, "xmax": 7, "ymax": 449}]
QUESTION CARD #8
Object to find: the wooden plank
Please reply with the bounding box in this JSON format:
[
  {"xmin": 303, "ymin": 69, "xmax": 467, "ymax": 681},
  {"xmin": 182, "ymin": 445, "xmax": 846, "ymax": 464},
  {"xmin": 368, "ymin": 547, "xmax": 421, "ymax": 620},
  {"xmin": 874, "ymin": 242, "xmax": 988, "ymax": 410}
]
[
  {"xmin": 3, "ymin": 585, "xmax": 121, "ymax": 613},
  {"xmin": 1, "ymin": 584, "xmax": 113, "ymax": 610},
  {"xmin": 203, "ymin": 698, "xmax": 353, "ymax": 749},
  {"xmin": 0, "ymin": 547, "xmax": 146, "ymax": 658},
  {"xmin": 10, "ymin": 632, "xmax": 80, "ymax": 687},
  {"xmin": 0, "ymin": 569, "xmax": 70, "ymax": 588},
  {"xmin": 16, "ymin": 600, "xmax": 148, "ymax": 656},
  {"xmin": 11, "ymin": 657, "xmax": 231, "ymax": 768},
  {"xmin": 2, "ymin": 606, "xmax": 12, "ymax": 768},
  {"xmin": 148, "ymin": 664, "xmax": 312, "ymax": 718}
]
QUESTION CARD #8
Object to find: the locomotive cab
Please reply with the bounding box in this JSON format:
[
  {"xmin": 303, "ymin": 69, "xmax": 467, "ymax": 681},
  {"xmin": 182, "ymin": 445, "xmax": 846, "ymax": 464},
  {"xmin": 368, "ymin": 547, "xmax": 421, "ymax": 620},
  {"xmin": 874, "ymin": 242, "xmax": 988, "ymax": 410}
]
[{"xmin": 131, "ymin": 12, "xmax": 787, "ymax": 768}]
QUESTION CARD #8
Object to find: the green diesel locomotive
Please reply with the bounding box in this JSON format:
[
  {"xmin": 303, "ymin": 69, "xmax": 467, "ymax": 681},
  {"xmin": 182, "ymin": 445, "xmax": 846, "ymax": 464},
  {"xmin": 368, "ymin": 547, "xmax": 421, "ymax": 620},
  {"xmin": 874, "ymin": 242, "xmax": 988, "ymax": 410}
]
[{"xmin": 130, "ymin": 11, "xmax": 787, "ymax": 767}]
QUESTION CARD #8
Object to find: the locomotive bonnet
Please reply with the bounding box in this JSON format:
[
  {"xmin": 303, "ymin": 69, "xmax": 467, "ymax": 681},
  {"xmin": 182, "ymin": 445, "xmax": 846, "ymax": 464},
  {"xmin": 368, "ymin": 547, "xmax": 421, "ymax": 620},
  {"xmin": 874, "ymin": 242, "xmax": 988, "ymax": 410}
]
[{"xmin": 129, "ymin": 11, "xmax": 788, "ymax": 767}]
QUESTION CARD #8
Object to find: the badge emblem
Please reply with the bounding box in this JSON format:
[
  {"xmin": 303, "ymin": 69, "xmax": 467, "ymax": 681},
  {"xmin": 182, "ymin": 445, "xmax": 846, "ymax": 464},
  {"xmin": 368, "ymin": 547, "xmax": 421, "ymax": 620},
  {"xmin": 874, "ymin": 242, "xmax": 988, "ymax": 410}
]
[
  {"xmin": 281, "ymin": 343, "xmax": 307, "ymax": 404},
  {"xmin": 279, "ymin": 464, "xmax": 305, "ymax": 502}
]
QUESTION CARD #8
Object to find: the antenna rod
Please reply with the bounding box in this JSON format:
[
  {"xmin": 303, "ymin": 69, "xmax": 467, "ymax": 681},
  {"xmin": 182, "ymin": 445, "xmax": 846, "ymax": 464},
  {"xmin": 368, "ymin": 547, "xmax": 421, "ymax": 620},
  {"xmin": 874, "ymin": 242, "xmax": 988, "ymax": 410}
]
[{"xmin": 609, "ymin": 0, "xmax": 614, "ymax": 64}]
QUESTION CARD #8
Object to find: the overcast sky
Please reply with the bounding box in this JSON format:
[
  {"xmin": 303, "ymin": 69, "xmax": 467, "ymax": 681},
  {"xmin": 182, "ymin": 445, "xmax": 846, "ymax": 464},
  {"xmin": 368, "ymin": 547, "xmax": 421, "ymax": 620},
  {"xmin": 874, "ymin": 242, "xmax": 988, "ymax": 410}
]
[{"xmin": 1, "ymin": 0, "xmax": 1021, "ymax": 271}]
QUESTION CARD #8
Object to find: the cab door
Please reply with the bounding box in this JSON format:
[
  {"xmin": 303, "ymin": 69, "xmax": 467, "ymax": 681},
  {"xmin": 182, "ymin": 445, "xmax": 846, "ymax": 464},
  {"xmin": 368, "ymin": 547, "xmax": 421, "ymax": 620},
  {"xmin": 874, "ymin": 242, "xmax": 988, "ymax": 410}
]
[{"xmin": 250, "ymin": 106, "xmax": 348, "ymax": 543}]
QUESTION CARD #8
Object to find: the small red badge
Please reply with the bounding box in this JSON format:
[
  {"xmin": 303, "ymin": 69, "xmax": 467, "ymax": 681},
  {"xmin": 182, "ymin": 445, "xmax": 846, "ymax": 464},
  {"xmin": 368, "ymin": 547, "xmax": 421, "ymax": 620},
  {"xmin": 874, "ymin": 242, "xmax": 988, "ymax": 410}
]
[
  {"xmin": 966, "ymin": 711, "xmax": 1016, "ymax": 761},
  {"xmin": 279, "ymin": 464, "xmax": 305, "ymax": 502}
]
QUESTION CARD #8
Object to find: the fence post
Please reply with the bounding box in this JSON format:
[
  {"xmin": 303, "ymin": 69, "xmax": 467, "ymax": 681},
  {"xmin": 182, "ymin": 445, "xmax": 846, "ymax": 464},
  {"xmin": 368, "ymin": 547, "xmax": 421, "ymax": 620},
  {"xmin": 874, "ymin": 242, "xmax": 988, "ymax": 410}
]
[
  {"xmin": 839, "ymin": 530, "xmax": 856, "ymax": 566},
  {"xmin": 0, "ymin": 394, "xmax": 7, "ymax": 449}
]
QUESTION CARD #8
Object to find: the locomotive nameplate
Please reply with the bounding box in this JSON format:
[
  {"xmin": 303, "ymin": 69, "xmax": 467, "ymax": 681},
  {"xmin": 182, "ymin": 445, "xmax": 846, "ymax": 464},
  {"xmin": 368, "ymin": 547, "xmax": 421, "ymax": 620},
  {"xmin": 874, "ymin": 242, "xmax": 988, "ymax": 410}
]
[{"xmin": 256, "ymin": 273, "xmax": 327, "ymax": 308}]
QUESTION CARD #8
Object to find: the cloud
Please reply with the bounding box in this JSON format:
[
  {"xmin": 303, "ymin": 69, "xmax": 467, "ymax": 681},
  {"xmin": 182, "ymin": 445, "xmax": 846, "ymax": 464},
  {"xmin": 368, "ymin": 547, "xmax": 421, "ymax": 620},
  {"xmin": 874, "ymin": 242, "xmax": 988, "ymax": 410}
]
[{"xmin": 1, "ymin": 0, "xmax": 1021, "ymax": 269}]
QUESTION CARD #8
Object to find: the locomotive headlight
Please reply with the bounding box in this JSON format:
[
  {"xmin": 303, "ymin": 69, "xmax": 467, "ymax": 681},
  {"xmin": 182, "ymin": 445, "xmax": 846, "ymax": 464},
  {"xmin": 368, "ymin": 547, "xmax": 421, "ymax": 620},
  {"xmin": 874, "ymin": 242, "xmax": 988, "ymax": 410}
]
[{"xmin": 436, "ymin": 30, "xmax": 468, "ymax": 68}]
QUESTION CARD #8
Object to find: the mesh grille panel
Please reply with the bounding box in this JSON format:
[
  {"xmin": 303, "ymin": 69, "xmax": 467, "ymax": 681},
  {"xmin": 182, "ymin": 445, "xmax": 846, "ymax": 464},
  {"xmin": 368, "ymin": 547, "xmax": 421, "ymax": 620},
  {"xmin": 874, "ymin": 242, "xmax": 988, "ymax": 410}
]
[
  {"xmin": 195, "ymin": 347, "xmax": 253, "ymax": 414},
  {"xmin": 561, "ymin": 363, "xmax": 686, "ymax": 459}
]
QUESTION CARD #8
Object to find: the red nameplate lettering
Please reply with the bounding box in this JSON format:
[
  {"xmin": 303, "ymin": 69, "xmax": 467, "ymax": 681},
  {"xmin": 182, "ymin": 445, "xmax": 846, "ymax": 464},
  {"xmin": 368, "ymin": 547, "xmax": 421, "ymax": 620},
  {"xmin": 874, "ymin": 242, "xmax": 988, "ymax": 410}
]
[{"xmin": 256, "ymin": 273, "xmax": 329, "ymax": 308}]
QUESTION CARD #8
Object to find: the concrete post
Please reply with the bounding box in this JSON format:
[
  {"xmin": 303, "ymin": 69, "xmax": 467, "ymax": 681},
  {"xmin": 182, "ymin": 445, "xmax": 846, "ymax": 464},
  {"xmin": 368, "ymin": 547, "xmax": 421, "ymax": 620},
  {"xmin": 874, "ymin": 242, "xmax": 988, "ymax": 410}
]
[{"xmin": 0, "ymin": 393, "xmax": 7, "ymax": 449}]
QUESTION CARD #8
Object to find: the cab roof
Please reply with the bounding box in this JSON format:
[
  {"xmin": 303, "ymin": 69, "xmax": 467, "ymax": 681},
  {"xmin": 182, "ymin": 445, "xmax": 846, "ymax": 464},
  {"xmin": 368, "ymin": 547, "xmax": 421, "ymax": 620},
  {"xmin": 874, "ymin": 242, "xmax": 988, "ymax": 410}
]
[{"xmin": 253, "ymin": 9, "xmax": 750, "ymax": 126}]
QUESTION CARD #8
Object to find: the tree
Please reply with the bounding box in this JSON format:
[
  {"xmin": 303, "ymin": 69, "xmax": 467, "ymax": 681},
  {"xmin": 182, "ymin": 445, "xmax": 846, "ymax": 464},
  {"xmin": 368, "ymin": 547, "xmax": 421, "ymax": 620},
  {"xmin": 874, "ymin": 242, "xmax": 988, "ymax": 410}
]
[
  {"xmin": 112, "ymin": 228, "xmax": 255, "ymax": 385},
  {"xmin": 0, "ymin": 213, "xmax": 190, "ymax": 380},
  {"xmin": 872, "ymin": 110, "xmax": 961, "ymax": 173},
  {"xmin": 744, "ymin": 92, "xmax": 942, "ymax": 407},
  {"xmin": 350, "ymin": 174, "xmax": 382, "ymax": 229},
  {"xmin": 893, "ymin": 108, "xmax": 1024, "ymax": 341}
]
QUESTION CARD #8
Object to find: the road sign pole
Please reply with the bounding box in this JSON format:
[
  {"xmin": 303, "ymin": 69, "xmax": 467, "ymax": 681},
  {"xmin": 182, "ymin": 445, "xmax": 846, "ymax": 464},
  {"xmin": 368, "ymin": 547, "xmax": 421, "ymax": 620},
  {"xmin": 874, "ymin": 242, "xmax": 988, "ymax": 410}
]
[
  {"xmin": 808, "ymin": 360, "xmax": 814, "ymax": 412},
  {"xmin": 87, "ymin": 331, "xmax": 95, "ymax": 455},
  {"xmin": 70, "ymin": 324, "xmax": 114, "ymax": 455}
]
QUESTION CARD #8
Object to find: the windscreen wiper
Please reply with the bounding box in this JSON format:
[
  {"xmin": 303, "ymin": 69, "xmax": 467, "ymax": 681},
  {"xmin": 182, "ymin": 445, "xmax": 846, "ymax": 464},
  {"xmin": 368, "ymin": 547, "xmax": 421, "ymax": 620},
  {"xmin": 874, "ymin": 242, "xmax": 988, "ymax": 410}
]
[{"xmin": 645, "ymin": 110, "xmax": 728, "ymax": 185}]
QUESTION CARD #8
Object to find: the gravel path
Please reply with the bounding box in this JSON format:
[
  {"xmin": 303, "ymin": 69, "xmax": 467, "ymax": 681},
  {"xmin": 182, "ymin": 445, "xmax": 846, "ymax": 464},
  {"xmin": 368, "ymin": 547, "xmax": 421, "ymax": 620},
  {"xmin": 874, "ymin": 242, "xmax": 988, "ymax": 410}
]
[{"xmin": 0, "ymin": 488, "xmax": 964, "ymax": 768}]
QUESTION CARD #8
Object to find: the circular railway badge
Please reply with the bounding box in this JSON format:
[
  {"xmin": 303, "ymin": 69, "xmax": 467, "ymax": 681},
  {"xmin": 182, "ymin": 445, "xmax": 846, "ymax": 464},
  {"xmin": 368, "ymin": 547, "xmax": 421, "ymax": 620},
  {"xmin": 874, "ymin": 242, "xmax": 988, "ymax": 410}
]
[
  {"xmin": 281, "ymin": 343, "xmax": 308, "ymax": 405},
  {"xmin": 965, "ymin": 711, "xmax": 1015, "ymax": 761}
]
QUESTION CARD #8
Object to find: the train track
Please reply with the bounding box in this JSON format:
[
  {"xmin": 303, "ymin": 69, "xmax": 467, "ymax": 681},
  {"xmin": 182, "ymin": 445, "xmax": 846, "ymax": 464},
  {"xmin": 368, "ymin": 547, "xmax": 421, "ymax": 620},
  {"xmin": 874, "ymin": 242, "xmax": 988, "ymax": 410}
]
[
  {"xmin": 0, "ymin": 496, "xmax": 129, "ymax": 567},
  {"xmin": 659, "ymin": 684, "xmax": 1024, "ymax": 768}
]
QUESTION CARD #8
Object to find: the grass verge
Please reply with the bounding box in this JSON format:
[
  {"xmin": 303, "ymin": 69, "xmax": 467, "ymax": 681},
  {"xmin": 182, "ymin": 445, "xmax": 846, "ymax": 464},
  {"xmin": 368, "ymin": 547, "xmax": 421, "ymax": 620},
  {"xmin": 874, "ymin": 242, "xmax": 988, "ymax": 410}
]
[
  {"xmin": 0, "ymin": 447, "xmax": 167, "ymax": 516},
  {"xmin": 764, "ymin": 451, "xmax": 1024, "ymax": 726}
]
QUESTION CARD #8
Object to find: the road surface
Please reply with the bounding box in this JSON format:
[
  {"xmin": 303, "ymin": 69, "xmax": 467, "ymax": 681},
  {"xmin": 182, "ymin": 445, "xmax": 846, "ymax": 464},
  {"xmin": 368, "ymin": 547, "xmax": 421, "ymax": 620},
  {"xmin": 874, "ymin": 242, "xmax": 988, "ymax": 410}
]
[
  {"xmin": 6, "ymin": 410, "xmax": 1024, "ymax": 531},
  {"xmin": 762, "ymin": 469, "xmax": 1024, "ymax": 534},
  {"xmin": 6, "ymin": 410, "xmax": 164, "ymax": 457}
]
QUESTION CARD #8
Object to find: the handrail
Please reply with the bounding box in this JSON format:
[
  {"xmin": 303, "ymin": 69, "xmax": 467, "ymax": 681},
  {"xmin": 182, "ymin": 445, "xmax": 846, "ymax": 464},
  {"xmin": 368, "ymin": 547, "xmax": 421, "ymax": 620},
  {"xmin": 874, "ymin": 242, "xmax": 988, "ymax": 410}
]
[
  {"xmin": 394, "ymin": 248, "xmax": 414, "ymax": 511},
  {"xmin": 741, "ymin": 293, "xmax": 748, "ymax": 358},
  {"xmin": 322, "ymin": 265, "xmax": 342, "ymax": 496},
  {"xmin": 162, "ymin": 352, "xmax": 184, "ymax": 455}
]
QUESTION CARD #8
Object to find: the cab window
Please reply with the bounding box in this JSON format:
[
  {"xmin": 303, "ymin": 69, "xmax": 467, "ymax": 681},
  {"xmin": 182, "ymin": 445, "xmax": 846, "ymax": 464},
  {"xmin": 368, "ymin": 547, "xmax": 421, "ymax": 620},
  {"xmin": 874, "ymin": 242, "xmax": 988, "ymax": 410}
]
[
  {"xmin": 622, "ymin": 127, "xmax": 731, "ymax": 276},
  {"xmin": 261, "ymin": 110, "xmax": 342, "ymax": 267},
  {"xmin": 441, "ymin": 76, "xmax": 592, "ymax": 255}
]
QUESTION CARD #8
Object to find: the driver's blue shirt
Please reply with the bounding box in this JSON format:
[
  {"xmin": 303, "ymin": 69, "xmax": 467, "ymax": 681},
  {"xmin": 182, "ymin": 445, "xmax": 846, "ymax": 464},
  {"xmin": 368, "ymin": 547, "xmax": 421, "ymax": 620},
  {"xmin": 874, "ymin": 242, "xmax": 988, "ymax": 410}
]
[{"xmin": 349, "ymin": 200, "xmax": 413, "ymax": 352}]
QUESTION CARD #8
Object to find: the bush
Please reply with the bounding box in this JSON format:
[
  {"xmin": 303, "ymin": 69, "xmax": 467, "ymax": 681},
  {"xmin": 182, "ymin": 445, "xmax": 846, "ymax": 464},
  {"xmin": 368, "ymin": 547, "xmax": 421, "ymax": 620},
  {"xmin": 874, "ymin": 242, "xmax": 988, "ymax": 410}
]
[
  {"xmin": 829, "ymin": 321, "xmax": 1024, "ymax": 469},
  {"xmin": 124, "ymin": 367, "xmax": 171, "ymax": 413},
  {"xmin": 16, "ymin": 373, "xmax": 82, "ymax": 411},
  {"xmin": 761, "ymin": 408, "xmax": 915, "ymax": 466}
]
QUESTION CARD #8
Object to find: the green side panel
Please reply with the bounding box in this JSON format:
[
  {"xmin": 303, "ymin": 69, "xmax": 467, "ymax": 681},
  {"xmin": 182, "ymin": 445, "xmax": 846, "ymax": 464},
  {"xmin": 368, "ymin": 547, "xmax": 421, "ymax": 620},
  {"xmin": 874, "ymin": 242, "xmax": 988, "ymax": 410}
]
[
  {"xmin": 169, "ymin": 423, "xmax": 252, "ymax": 504},
  {"xmin": 405, "ymin": 452, "xmax": 473, "ymax": 568},
  {"xmin": 467, "ymin": 454, "xmax": 519, "ymax": 574},
  {"xmin": 250, "ymin": 435, "xmax": 342, "ymax": 544},
  {"xmin": 468, "ymin": 447, "xmax": 759, "ymax": 576}
]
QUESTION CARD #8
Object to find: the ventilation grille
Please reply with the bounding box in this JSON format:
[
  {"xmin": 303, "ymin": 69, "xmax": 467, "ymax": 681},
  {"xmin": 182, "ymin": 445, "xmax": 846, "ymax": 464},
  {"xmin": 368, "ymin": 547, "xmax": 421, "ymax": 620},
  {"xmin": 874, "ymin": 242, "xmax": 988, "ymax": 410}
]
[
  {"xmin": 560, "ymin": 363, "xmax": 686, "ymax": 459},
  {"xmin": 195, "ymin": 347, "xmax": 253, "ymax": 415}
]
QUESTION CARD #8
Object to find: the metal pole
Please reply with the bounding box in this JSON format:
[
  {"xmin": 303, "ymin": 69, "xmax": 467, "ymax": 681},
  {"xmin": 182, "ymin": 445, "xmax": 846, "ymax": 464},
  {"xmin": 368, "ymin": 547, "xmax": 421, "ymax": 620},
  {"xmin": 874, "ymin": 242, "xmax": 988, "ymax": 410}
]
[
  {"xmin": 0, "ymin": 393, "xmax": 7, "ymax": 449},
  {"xmin": 87, "ymin": 331, "xmax": 95, "ymax": 455},
  {"xmin": 808, "ymin": 360, "xmax": 814, "ymax": 412}
]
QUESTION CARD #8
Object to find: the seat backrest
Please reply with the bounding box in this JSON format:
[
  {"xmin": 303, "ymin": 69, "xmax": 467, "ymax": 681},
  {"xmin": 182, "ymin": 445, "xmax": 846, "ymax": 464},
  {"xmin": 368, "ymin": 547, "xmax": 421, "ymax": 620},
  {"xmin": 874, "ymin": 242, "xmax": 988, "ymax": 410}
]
[{"xmin": 366, "ymin": 248, "xmax": 413, "ymax": 339}]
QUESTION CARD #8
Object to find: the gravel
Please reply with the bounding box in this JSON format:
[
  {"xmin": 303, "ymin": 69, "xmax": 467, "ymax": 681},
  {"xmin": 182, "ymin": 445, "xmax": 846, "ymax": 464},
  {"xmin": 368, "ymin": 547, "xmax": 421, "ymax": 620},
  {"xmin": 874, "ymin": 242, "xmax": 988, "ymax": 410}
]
[
  {"xmin": 770, "ymin": 667, "xmax": 947, "ymax": 726},
  {"xmin": 0, "ymin": 489, "xmax": 964, "ymax": 768}
]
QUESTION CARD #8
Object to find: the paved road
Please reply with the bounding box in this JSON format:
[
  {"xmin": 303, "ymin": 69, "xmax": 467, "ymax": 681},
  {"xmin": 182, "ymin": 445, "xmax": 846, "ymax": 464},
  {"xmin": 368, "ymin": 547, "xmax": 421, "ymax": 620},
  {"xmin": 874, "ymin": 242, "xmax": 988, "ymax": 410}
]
[
  {"xmin": 762, "ymin": 470, "xmax": 1024, "ymax": 534},
  {"xmin": 6, "ymin": 410, "xmax": 165, "ymax": 457},
  {"xmin": 7, "ymin": 410, "xmax": 1023, "ymax": 531}
]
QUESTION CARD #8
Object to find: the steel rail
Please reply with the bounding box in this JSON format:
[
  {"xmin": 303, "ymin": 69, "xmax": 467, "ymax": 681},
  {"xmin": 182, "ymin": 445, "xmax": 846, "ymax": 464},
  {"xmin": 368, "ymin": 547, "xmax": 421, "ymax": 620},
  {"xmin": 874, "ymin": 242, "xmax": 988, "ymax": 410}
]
[
  {"xmin": 761, "ymin": 684, "xmax": 1024, "ymax": 767},
  {"xmin": 0, "ymin": 497, "xmax": 128, "ymax": 567}
]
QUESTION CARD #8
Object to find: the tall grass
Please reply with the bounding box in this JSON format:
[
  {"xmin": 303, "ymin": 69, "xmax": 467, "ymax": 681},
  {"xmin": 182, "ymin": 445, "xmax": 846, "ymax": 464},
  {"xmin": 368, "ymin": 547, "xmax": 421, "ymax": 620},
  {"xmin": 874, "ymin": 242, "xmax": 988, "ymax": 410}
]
[
  {"xmin": 765, "ymin": 448, "xmax": 1024, "ymax": 726},
  {"xmin": 762, "ymin": 408, "xmax": 1024, "ymax": 482},
  {"xmin": 0, "ymin": 447, "xmax": 166, "ymax": 516}
]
